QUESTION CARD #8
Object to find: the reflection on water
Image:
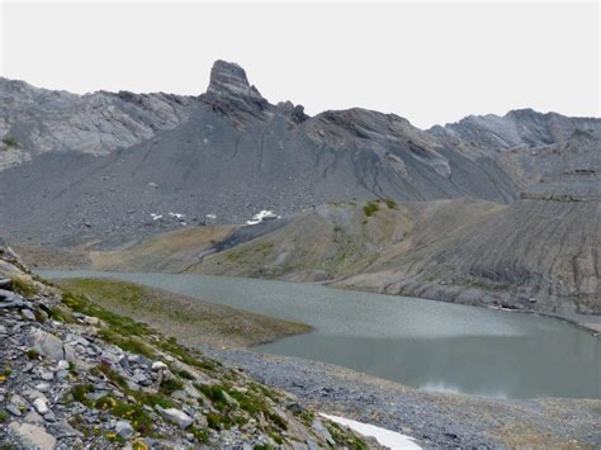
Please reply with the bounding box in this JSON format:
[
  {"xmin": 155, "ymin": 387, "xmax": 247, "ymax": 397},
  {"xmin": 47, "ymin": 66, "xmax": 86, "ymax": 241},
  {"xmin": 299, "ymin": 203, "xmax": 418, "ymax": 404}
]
[{"xmin": 41, "ymin": 270, "xmax": 601, "ymax": 399}]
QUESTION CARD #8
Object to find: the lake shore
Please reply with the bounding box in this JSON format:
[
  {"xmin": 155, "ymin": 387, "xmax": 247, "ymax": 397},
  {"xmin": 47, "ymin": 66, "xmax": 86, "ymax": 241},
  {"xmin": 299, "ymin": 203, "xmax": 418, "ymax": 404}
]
[
  {"xmin": 204, "ymin": 345, "xmax": 601, "ymax": 449},
  {"xmin": 39, "ymin": 271, "xmax": 601, "ymax": 448}
]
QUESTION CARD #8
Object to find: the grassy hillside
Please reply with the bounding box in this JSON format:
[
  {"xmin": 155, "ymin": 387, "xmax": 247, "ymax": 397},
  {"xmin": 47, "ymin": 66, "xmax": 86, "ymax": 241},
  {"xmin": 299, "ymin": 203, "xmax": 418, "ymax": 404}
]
[
  {"xmin": 190, "ymin": 199, "xmax": 503, "ymax": 282},
  {"xmin": 56, "ymin": 278, "xmax": 310, "ymax": 348},
  {"xmin": 0, "ymin": 249, "xmax": 370, "ymax": 449}
]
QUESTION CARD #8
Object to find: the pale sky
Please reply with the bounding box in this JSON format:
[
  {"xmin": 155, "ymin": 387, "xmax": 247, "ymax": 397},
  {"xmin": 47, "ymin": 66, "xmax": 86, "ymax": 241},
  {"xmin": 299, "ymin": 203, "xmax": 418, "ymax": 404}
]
[{"xmin": 1, "ymin": 1, "xmax": 599, "ymax": 128}]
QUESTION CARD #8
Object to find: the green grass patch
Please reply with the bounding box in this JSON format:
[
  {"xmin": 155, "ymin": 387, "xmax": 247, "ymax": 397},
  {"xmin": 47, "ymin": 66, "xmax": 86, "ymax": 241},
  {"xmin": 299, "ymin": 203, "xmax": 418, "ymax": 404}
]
[
  {"xmin": 2, "ymin": 136, "xmax": 18, "ymax": 148},
  {"xmin": 363, "ymin": 201, "xmax": 380, "ymax": 218},
  {"xmin": 71, "ymin": 384, "xmax": 94, "ymax": 405},
  {"xmin": 156, "ymin": 336, "xmax": 208, "ymax": 369},
  {"xmin": 197, "ymin": 384, "xmax": 230, "ymax": 410},
  {"xmin": 26, "ymin": 348, "xmax": 41, "ymax": 360},
  {"xmin": 96, "ymin": 362, "xmax": 128, "ymax": 389},
  {"xmin": 325, "ymin": 421, "xmax": 368, "ymax": 450},
  {"xmin": 189, "ymin": 426, "xmax": 209, "ymax": 443},
  {"xmin": 159, "ymin": 377, "xmax": 184, "ymax": 395},
  {"xmin": 383, "ymin": 198, "xmax": 398, "ymax": 209},
  {"xmin": 11, "ymin": 277, "xmax": 38, "ymax": 298},
  {"xmin": 206, "ymin": 411, "xmax": 234, "ymax": 430},
  {"xmin": 176, "ymin": 368, "xmax": 195, "ymax": 380},
  {"xmin": 95, "ymin": 396, "xmax": 154, "ymax": 435}
]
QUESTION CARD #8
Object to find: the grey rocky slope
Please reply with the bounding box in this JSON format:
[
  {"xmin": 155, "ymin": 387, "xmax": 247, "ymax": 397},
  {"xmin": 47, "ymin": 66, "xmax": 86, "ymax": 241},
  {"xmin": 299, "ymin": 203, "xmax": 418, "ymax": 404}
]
[
  {"xmin": 0, "ymin": 60, "xmax": 518, "ymax": 246},
  {"xmin": 195, "ymin": 198, "xmax": 597, "ymax": 317},
  {"xmin": 0, "ymin": 242, "xmax": 376, "ymax": 449}
]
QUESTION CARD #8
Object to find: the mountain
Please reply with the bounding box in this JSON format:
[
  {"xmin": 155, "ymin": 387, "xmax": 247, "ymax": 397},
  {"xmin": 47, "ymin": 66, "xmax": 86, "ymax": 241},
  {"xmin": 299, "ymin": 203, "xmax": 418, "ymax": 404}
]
[
  {"xmin": 0, "ymin": 60, "xmax": 518, "ymax": 246},
  {"xmin": 3, "ymin": 59, "xmax": 601, "ymax": 319}
]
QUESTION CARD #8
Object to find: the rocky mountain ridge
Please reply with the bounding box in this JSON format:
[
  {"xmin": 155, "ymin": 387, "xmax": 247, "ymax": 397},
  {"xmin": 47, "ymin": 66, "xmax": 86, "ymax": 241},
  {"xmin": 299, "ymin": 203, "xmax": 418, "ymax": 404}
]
[{"xmin": 0, "ymin": 60, "xmax": 528, "ymax": 246}]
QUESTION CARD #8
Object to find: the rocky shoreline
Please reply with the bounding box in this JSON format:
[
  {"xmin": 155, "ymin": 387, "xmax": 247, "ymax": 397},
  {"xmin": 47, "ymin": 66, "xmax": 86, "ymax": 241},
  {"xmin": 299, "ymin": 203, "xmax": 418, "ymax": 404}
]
[{"xmin": 205, "ymin": 347, "xmax": 601, "ymax": 449}]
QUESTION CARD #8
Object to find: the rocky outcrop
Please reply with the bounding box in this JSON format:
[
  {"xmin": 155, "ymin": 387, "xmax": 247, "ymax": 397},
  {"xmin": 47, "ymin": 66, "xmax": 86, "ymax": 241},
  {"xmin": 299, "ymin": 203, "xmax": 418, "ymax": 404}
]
[
  {"xmin": 0, "ymin": 78, "xmax": 195, "ymax": 170},
  {"xmin": 202, "ymin": 60, "xmax": 271, "ymax": 125},
  {"xmin": 429, "ymin": 108, "xmax": 601, "ymax": 152}
]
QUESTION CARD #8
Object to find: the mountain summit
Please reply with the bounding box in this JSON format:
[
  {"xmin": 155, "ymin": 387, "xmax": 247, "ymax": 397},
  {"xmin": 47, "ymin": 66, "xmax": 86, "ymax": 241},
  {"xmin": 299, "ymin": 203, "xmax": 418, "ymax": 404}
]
[
  {"xmin": 203, "ymin": 60, "xmax": 270, "ymax": 124},
  {"xmin": 206, "ymin": 60, "xmax": 265, "ymax": 102}
]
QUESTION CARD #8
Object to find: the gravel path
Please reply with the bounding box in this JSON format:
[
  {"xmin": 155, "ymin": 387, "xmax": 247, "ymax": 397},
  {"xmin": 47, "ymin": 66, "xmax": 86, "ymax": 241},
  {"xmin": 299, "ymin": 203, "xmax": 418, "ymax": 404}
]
[{"xmin": 204, "ymin": 347, "xmax": 601, "ymax": 449}]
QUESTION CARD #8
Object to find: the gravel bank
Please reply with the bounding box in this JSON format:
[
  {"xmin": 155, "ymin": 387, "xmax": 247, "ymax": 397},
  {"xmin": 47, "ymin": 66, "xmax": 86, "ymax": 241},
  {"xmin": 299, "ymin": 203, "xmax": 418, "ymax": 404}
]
[{"xmin": 204, "ymin": 347, "xmax": 601, "ymax": 449}]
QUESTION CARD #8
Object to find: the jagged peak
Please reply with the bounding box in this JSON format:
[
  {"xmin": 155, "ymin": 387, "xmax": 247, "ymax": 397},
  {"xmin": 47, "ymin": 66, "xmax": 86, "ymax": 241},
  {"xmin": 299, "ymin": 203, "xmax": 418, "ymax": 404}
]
[{"xmin": 206, "ymin": 60, "xmax": 265, "ymax": 102}]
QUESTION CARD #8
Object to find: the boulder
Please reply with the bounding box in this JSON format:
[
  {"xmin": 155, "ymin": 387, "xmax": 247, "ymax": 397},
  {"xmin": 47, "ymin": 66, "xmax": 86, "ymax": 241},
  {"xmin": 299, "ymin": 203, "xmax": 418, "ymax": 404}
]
[
  {"xmin": 157, "ymin": 406, "xmax": 193, "ymax": 429},
  {"xmin": 8, "ymin": 422, "xmax": 57, "ymax": 450},
  {"xmin": 30, "ymin": 329, "xmax": 65, "ymax": 361}
]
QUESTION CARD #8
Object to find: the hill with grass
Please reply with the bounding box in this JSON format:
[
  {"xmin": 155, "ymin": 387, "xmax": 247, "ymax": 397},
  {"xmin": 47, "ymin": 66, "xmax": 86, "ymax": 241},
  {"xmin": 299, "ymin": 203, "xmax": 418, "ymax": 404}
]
[{"xmin": 0, "ymin": 242, "xmax": 374, "ymax": 449}]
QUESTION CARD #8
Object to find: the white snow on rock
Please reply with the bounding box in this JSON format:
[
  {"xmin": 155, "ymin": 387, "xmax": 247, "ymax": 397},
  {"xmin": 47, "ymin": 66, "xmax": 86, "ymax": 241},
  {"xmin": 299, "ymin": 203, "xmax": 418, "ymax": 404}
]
[
  {"xmin": 168, "ymin": 212, "xmax": 186, "ymax": 220},
  {"xmin": 246, "ymin": 209, "xmax": 280, "ymax": 226},
  {"xmin": 206, "ymin": 214, "xmax": 217, "ymax": 220},
  {"xmin": 150, "ymin": 213, "xmax": 163, "ymax": 221},
  {"xmin": 320, "ymin": 413, "xmax": 421, "ymax": 450}
]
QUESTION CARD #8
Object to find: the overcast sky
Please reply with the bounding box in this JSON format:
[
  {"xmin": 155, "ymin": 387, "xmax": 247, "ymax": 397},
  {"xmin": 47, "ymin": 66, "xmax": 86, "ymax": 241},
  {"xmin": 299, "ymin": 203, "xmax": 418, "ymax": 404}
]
[{"xmin": 1, "ymin": 1, "xmax": 599, "ymax": 128}]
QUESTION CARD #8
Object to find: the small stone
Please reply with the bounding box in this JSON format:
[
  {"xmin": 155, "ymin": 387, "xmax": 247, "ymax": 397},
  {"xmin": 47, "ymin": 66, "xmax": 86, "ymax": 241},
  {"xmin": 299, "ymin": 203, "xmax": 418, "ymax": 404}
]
[
  {"xmin": 33, "ymin": 398, "xmax": 50, "ymax": 415},
  {"xmin": 83, "ymin": 316, "xmax": 100, "ymax": 326},
  {"xmin": 6, "ymin": 403, "xmax": 22, "ymax": 417},
  {"xmin": 55, "ymin": 369, "xmax": 68, "ymax": 380},
  {"xmin": 56, "ymin": 360, "xmax": 69, "ymax": 371},
  {"xmin": 22, "ymin": 309, "xmax": 36, "ymax": 321},
  {"xmin": 306, "ymin": 439, "xmax": 319, "ymax": 450},
  {"xmin": 35, "ymin": 383, "xmax": 51, "ymax": 393},
  {"xmin": 40, "ymin": 370, "xmax": 54, "ymax": 381},
  {"xmin": 151, "ymin": 361, "xmax": 168, "ymax": 371},
  {"xmin": 115, "ymin": 420, "xmax": 134, "ymax": 439}
]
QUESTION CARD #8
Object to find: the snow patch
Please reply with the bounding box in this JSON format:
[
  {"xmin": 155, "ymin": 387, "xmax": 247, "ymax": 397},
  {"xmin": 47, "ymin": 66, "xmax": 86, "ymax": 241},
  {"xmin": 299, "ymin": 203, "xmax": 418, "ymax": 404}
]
[
  {"xmin": 320, "ymin": 413, "xmax": 421, "ymax": 450},
  {"xmin": 246, "ymin": 210, "xmax": 280, "ymax": 226},
  {"xmin": 206, "ymin": 214, "xmax": 217, "ymax": 220},
  {"xmin": 168, "ymin": 212, "xmax": 186, "ymax": 220},
  {"xmin": 150, "ymin": 213, "xmax": 163, "ymax": 221}
]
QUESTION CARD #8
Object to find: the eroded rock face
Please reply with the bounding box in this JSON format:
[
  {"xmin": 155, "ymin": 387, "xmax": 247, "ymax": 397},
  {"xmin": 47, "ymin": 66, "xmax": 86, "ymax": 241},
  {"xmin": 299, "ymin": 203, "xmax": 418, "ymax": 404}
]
[
  {"xmin": 206, "ymin": 60, "xmax": 266, "ymax": 104},
  {"xmin": 0, "ymin": 77, "xmax": 194, "ymax": 170},
  {"xmin": 202, "ymin": 59, "xmax": 271, "ymax": 125}
]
